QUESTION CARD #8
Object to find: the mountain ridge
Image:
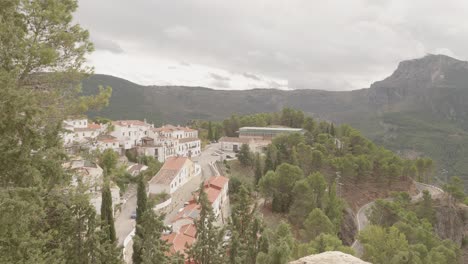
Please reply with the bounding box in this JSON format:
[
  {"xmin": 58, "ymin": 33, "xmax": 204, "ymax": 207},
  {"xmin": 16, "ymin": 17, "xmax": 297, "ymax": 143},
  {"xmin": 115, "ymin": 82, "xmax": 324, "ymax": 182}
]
[{"xmin": 82, "ymin": 54, "xmax": 468, "ymax": 186}]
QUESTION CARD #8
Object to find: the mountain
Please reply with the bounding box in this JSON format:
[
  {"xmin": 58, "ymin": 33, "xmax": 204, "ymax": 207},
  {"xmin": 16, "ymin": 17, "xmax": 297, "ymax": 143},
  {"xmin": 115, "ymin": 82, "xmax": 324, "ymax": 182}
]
[{"xmin": 82, "ymin": 54, "xmax": 468, "ymax": 185}]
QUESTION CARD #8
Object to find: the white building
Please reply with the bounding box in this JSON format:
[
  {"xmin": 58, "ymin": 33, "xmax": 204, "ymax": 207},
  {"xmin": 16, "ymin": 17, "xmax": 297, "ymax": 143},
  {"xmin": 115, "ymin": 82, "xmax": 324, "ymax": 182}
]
[
  {"xmin": 61, "ymin": 117, "xmax": 105, "ymax": 146},
  {"xmin": 177, "ymin": 138, "xmax": 201, "ymax": 157},
  {"xmin": 153, "ymin": 125, "xmax": 198, "ymax": 139},
  {"xmin": 219, "ymin": 136, "xmax": 269, "ymax": 153},
  {"xmin": 110, "ymin": 120, "xmax": 153, "ymax": 149},
  {"xmin": 92, "ymin": 135, "xmax": 121, "ymax": 154},
  {"xmin": 66, "ymin": 160, "xmax": 120, "ymax": 216},
  {"xmin": 148, "ymin": 156, "xmax": 201, "ymax": 195}
]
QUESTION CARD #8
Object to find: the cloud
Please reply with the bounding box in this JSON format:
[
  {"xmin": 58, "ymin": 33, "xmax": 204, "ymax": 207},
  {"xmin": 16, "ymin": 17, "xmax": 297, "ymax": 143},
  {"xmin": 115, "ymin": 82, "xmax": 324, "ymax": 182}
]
[
  {"xmin": 242, "ymin": 73, "xmax": 261, "ymax": 81},
  {"xmin": 209, "ymin": 73, "xmax": 231, "ymax": 81},
  {"xmin": 164, "ymin": 25, "xmax": 193, "ymax": 39},
  {"xmin": 91, "ymin": 36, "xmax": 124, "ymax": 54},
  {"xmin": 76, "ymin": 0, "xmax": 468, "ymax": 90}
]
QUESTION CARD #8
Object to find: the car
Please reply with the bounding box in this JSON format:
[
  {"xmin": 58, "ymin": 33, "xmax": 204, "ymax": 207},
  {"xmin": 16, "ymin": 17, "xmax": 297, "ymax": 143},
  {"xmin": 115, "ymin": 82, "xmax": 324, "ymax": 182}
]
[
  {"xmin": 226, "ymin": 155, "xmax": 233, "ymax": 159},
  {"xmin": 211, "ymin": 153, "xmax": 219, "ymax": 156},
  {"xmin": 184, "ymin": 202, "xmax": 190, "ymax": 207},
  {"xmin": 130, "ymin": 211, "xmax": 137, "ymax": 219},
  {"xmin": 177, "ymin": 207, "xmax": 185, "ymax": 213}
]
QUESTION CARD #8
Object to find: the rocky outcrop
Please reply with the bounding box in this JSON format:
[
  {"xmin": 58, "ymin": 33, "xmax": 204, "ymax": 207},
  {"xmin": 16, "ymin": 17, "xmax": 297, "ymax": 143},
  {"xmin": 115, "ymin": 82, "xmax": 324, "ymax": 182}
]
[
  {"xmin": 339, "ymin": 208, "xmax": 357, "ymax": 246},
  {"xmin": 289, "ymin": 251, "xmax": 370, "ymax": 264},
  {"xmin": 434, "ymin": 199, "xmax": 468, "ymax": 246}
]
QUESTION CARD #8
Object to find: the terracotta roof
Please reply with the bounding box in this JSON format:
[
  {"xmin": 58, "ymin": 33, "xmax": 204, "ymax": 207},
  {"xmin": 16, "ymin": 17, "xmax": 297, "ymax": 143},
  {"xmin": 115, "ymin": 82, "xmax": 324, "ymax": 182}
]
[
  {"xmin": 97, "ymin": 135, "xmax": 119, "ymax": 143},
  {"xmin": 154, "ymin": 125, "xmax": 196, "ymax": 133},
  {"xmin": 179, "ymin": 137, "xmax": 200, "ymax": 143},
  {"xmin": 219, "ymin": 136, "xmax": 251, "ymax": 144},
  {"xmin": 112, "ymin": 120, "xmax": 149, "ymax": 127},
  {"xmin": 206, "ymin": 187, "xmax": 222, "ymax": 204},
  {"xmin": 162, "ymin": 224, "xmax": 196, "ymax": 256},
  {"xmin": 206, "ymin": 176, "xmax": 229, "ymax": 190},
  {"xmin": 172, "ymin": 203, "xmax": 200, "ymax": 222},
  {"xmin": 149, "ymin": 157, "xmax": 188, "ymax": 185}
]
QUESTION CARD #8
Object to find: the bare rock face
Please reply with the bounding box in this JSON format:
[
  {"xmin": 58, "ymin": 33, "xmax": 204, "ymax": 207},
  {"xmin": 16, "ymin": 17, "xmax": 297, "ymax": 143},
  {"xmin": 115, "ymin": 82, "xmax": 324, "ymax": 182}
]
[
  {"xmin": 289, "ymin": 251, "xmax": 371, "ymax": 264},
  {"xmin": 434, "ymin": 200, "xmax": 467, "ymax": 246}
]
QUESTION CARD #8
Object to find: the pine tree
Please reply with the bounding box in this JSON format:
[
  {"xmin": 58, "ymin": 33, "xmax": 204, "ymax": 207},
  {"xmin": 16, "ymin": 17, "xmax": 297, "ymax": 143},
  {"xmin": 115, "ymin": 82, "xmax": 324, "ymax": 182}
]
[
  {"xmin": 133, "ymin": 176, "xmax": 148, "ymax": 264},
  {"xmin": 237, "ymin": 144, "xmax": 253, "ymax": 167},
  {"xmin": 187, "ymin": 183, "xmax": 224, "ymax": 264},
  {"xmin": 101, "ymin": 180, "xmax": 117, "ymax": 243},
  {"xmin": 254, "ymin": 153, "xmax": 263, "ymax": 185},
  {"xmin": 133, "ymin": 209, "xmax": 170, "ymax": 264},
  {"xmin": 136, "ymin": 176, "xmax": 148, "ymax": 222},
  {"xmin": 208, "ymin": 121, "xmax": 213, "ymax": 141}
]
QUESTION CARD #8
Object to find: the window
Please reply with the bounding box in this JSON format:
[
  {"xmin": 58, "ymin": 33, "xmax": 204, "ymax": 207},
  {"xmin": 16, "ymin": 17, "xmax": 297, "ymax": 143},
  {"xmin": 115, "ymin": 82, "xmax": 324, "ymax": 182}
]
[{"xmin": 122, "ymin": 132, "xmax": 125, "ymax": 136}]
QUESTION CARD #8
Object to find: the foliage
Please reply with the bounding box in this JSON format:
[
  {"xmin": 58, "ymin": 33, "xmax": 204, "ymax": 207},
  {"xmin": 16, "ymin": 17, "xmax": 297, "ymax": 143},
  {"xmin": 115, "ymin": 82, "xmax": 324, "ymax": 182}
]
[
  {"xmin": 256, "ymin": 221, "xmax": 295, "ymax": 264},
  {"xmin": 294, "ymin": 233, "xmax": 354, "ymax": 259},
  {"xmin": 301, "ymin": 208, "xmax": 335, "ymax": 241},
  {"xmin": 187, "ymin": 183, "xmax": 225, "ymax": 264},
  {"xmin": 101, "ymin": 181, "xmax": 116, "ymax": 243},
  {"xmin": 237, "ymin": 144, "xmax": 253, "ymax": 167},
  {"xmin": 0, "ymin": 0, "xmax": 119, "ymax": 262},
  {"xmin": 99, "ymin": 149, "xmax": 119, "ymax": 174},
  {"xmin": 259, "ymin": 163, "xmax": 304, "ymax": 213},
  {"xmin": 228, "ymin": 185, "xmax": 264, "ymax": 264}
]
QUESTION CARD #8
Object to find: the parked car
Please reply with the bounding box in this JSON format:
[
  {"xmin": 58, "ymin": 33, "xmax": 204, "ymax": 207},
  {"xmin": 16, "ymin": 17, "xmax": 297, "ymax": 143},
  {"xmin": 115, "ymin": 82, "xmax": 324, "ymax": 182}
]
[
  {"xmin": 211, "ymin": 153, "xmax": 219, "ymax": 156},
  {"xmin": 130, "ymin": 211, "xmax": 137, "ymax": 219},
  {"xmin": 226, "ymin": 155, "xmax": 233, "ymax": 159}
]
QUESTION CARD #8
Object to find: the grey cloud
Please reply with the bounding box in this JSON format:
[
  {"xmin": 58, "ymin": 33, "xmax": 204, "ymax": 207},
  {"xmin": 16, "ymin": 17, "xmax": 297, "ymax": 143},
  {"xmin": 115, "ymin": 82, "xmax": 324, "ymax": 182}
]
[
  {"xmin": 242, "ymin": 73, "xmax": 261, "ymax": 81},
  {"xmin": 76, "ymin": 0, "xmax": 468, "ymax": 90},
  {"xmin": 209, "ymin": 73, "xmax": 231, "ymax": 81},
  {"xmin": 91, "ymin": 36, "xmax": 124, "ymax": 54}
]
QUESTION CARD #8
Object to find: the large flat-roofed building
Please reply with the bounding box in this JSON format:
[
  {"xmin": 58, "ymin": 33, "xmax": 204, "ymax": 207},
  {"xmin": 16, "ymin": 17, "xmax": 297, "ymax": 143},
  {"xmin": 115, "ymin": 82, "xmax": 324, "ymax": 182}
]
[{"xmin": 238, "ymin": 126, "xmax": 305, "ymax": 139}]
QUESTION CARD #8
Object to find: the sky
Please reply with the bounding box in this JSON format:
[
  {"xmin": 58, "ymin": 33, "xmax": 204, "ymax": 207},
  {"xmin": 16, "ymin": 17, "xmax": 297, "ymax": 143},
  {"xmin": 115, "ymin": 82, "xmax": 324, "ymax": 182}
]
[{"xmin": 75, "ymin": 0, "xmax": 468, "ymax": 91}]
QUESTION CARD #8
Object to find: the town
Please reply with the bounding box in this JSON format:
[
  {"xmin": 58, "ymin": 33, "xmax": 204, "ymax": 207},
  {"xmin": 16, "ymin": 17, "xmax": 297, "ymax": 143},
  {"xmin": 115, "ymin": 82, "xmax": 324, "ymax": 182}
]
[{"xmin": 61, "ymin": 116, "xmax": 305, "ymax": 263}]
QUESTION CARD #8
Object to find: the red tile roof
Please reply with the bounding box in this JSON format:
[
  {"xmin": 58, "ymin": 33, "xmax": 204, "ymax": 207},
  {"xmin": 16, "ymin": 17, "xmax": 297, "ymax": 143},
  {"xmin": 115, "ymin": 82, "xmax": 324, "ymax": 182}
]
[
  {"xmin": 149, "ymin": 157, "xmax": 188, "ymax": 185},
  {"xmin": 162, "ymin": 224, "xmax": 196, "ymax": 257},
  {"xmin": 206, "ymin": 176, "xmax": 229, "ymax": 190},
  {"xmin": 74, "ymin": 123, "xmax": 102, "ymax": 132}
]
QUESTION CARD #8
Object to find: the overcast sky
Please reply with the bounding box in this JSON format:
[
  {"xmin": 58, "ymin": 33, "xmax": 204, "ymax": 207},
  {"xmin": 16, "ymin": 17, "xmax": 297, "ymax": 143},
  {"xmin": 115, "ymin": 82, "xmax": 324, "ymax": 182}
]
[{"xmin": 75, "ymin": 0, "xmax": 468, "ymax": 91}]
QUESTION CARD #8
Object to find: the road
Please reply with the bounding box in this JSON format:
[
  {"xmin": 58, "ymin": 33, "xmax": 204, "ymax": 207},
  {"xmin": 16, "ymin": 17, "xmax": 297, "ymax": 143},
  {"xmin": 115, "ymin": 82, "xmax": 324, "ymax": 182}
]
[
  {"xmin": 118, "ymin": 143, "xmax": 224, "ymax": 263},
  {"xmin": 115, "ymin": 185, "xmax": 137, "ymax": 246},
  {"xmin": 351, "ymin": 181, "xmax": 444, "ymax": 257}
]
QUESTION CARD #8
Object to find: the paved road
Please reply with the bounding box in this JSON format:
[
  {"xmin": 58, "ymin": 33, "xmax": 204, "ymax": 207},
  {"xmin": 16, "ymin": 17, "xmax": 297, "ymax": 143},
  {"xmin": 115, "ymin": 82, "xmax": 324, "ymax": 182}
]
[
  {"xmin": 351, "ymin": 181, "xmax": 444, "ymax": 257},
  {"xmin": 115, "ymin": 185, "xmax": 137, "ymax": 246}
]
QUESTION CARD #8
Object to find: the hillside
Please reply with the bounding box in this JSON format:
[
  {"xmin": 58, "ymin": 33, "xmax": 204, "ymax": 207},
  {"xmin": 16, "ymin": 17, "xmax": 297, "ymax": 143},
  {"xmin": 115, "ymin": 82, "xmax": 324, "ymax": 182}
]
[{"xmin": 82, "ymin": 54, "xmax": 468, "ymax": 185}]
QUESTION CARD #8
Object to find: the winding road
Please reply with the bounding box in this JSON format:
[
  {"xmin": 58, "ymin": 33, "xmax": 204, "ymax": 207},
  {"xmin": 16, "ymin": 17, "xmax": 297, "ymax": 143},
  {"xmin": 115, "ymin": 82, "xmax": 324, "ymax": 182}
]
[{"xmin": 350, "ymin": 182, "xmax": 444, "ymax": 257}]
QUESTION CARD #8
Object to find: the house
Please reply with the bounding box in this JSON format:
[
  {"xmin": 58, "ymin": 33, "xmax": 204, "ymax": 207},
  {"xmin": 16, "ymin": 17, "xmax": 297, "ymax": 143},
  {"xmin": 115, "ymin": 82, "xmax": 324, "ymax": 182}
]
[
  {"xmin": 93, "ymin": 135, "xmax": 121, "ymax": 153},
  {"xmin": 66, "ymin": 160, "xmax": 120, "ymax": 216},
  {"xmin": 110, "ymin": 120, "xmax": 153, "ymax": 149},
  {"xmin": 177, "ymin": 137, "xmax": 201, "ymax": 157},
  {"xmin": 219, "ymin": 136, "xmax": 252, "ymax": 152},
  {"xmin": 148, "ymin": 157, "xmax": 201, "ymax": 195},
  {"xmin": 61, "ymin": 117, "xmax": 106, "ymax": 147},
  {"xmin": 153, "ymin": 124, "xmax": 198, "ymax": 139},
  {"xmin": 162, "ymin": 223, "xmax": 197, "ymax": 260},
  {"xmin": 164, "ymin": 175, "xmax": 230, "ymax": 260}
]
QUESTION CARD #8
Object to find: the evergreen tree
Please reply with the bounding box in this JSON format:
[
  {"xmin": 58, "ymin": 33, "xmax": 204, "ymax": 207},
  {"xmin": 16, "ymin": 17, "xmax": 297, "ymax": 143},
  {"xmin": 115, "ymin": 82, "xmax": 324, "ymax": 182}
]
[
  {"xmin": 254, "ymin": 153, "xmax": 263, "ymax": 185},
  {"xmin": 133, "ymin": 176, "xmax": 148, "ymax": 264},
  {"xmin": 302, "ymin": 208, "xmax": 335, "ymax": 241},
  {"xmin": 416, "ymin": 190, "xmax": 436, "ymax": 224},
  {"xmin": 237, "ymin": 144, "xmax": 253, "ymax": 167},
  {"xmin": 133, "ymin": 209, "xmax": 170, "ymax": 264},
  {"xmin": 101, "ymin": 181, "xmax": 117, "ymax": 243},
  {"xmin": 187, "ymin": 183, "xmax": 224, "ymax": 264},
  {"xmin": 264, "ymin": 144, "xmax": 278, "ymax": 174},
  {"xmin": 208, "ymin": 121, "xmax": 213, "ymax": 141},
  {"xmin": 229, "ymin": 186, "xmax": 263, "ymax": 264}
]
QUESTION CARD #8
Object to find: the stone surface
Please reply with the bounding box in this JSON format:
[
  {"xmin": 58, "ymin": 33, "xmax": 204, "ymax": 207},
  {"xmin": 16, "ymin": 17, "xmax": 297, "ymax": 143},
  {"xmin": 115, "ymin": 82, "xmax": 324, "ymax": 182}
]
[{"xmin": 289, "ymin": 251, "xmax": 371, "ymax": 264}]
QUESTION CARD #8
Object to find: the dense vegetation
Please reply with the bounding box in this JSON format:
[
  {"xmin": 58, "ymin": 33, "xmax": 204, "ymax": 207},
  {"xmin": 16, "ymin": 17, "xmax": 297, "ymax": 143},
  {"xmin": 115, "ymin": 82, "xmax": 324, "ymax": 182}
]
[{"xmin": 217, "ymin": 109, "xmax": 464, "ymax": 263}]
